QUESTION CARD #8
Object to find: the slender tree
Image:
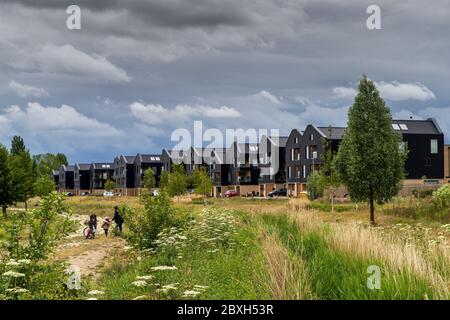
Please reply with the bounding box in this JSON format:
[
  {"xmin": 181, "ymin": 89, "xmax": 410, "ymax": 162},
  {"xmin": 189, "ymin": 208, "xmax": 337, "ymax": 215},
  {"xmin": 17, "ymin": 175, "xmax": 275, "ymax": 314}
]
[
  {"xmin": 167, "ymin": 164, "xmax": 187, "ymax": 199},
  {"xmin": 335, "ymin": 76, "xmax": 406, "ymax": 225},
  {"xmin": 10, "ymin": 136, "xmax": 26, "ymax": 156},
  {"xmin": 143, "ymin": 168, "xmax": 156, "ymax": 190},
  {"xmin": 193, "ymin": 166, "xmax": 213, "ymax": 204},
  {"xmin": 9, "ymin": 136, "xmax": 34, "ymax": 209},
  {"xmin": 0, "ymin": 145, "xmax": 13, "ymax": 216}
]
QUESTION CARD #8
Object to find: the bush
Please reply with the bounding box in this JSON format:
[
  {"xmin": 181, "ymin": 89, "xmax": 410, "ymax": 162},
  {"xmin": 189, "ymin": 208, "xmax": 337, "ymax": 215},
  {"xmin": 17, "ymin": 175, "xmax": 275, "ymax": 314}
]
[
  {"xmin": 432, "ymin": 185, "xmax": 450, "ymax": 208},
  {"xmin": 125, "ymin": 191, "xmax": 175, "ymax": 249},
  {"xmin": 306, "ymin": 172, "xmax": 326, "ymax": 200}
]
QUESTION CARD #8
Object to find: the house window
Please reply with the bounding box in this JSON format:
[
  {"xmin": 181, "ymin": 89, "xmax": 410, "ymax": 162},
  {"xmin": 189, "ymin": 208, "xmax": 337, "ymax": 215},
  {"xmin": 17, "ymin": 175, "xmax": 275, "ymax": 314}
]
[
  {"xmin": 310, "ymin": 134, "xmax": 313, "ymax": 141},
  {"xmin": 302, "ymin": 165, "xmax": 306, "ymax": 178},
  {"xmin": 295, "ymin": 137, "xmax": 298, "ymax": 144},
  {"xmin": 288, "ymin": 166, "xmax": 292, "ymax": 179},
  {"xmin": 305, "ymin": 146, "xmax": 309, "ymax": 159},
  {"xmin": 431, "ymin": 139, "xmax": 438, "ymax": 154},
  {"xmin": 291, "ymin": 149, "xmax": 294, "ymax": 161}
]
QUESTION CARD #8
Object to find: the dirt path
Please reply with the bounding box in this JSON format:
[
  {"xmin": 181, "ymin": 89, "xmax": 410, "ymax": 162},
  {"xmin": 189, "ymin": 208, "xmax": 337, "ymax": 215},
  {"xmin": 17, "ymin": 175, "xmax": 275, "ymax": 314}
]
[{"xmin": 56, "ymin": 214, "xmax": 128, "ymax": 280}]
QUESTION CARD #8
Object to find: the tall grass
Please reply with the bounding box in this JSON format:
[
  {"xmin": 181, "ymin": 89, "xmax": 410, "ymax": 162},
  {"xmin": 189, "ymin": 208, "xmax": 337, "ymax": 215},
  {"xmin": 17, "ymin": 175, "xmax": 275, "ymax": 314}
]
[{"xmin": 260, "ymin": 213, "xmax": 449, "ymax": 299}]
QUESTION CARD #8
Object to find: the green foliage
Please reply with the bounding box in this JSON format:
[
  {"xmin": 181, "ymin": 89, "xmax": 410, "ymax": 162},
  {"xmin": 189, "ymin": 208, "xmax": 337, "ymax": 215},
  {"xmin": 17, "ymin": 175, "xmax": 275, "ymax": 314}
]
[
  {"xmin": 432, "ymin": 185, "xmax": 450, "ymax": 208},
  {"xmin": 335, "ymin": 76, "xmax": 406, "ymax": 223},
  {"xmin": 8, "ymin": 136, "xmax": 35, "ymax": 206},
  {"xmin": 33, "ymin": 153, "xmax": 68, "ymax": 177},
  {"xmin": 192, "ymin": 166, "xmax": 213, "ymax": 198},
  {"xmin": 166, "ymin": 164, "xmax": 187, "ymax": 197},
  {"xmin": 98, "ymin": 208, "xmax": 270, "ymax": 300},
  {"xmin": 159, "ymin": 170, "xmax": 169, "ymax": 189},
  {"xmin": 10, "ymin": 136, "xmax": 26, "ymax": 156},
  {"xmin": 306, "ymin": 171, "xmax": 326, "ymax": 200},
  {"xmin": 0, "ymin": 145, "xmax": 13, "ymax": 215},
  {"xmin": 125, "ymin": 191, "xmax": 175, "ymax": 249},
  {"xmin": 34, "ymin": 175, "xmax": 56, "ymax": 198},
  {"xmin": 1, "ymin": 192, "xmax": 75, "ymax": 261},
  {"xmin": 104, "ymin": 180, "xmax": 115, "ymax": 192},
  {"xmin": 143, "ymin": 168, "xmax": 155, "ymax": 190}
]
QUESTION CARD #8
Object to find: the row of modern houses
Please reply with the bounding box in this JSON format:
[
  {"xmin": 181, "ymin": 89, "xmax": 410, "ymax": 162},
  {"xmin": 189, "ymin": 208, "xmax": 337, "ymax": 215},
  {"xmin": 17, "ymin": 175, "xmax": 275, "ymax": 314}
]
[{"xmin": 54, "ymin": 118, "xmax": 450, "ymax": 198}]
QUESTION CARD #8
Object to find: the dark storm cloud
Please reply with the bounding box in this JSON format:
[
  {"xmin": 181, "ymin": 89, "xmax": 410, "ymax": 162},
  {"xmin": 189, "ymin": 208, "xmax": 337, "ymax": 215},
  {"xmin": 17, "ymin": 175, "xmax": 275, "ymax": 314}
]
[
  {"xmin": 2, "ymin": 0, "xmax": 252, "ymax": 28},
  {"xmin": 1, "ymin": 0, "xmax": 450, "ymax": 162}
]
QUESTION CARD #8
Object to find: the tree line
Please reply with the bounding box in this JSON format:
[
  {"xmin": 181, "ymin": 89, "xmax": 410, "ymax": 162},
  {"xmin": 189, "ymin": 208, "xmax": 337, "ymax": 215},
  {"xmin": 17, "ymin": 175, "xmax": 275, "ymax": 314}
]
[{"xmin": 0, "ymin": 136, "xmax": 67, "ymax": 215}]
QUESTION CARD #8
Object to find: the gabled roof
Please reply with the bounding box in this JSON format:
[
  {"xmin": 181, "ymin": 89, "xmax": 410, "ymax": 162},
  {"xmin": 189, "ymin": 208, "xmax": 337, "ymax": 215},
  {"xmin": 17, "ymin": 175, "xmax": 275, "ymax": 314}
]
[
  {"xmin": 391, "ymin": 118, "xmax": 442, "ymax": 134},
  {"xmin": 122, "ymin": 155, "xmax": 136, "ymax": 163},
  {"xmin": 52, "ymin": 170, "xmax": 59, "ymax": 175},
  {"xmin": 91, "ymin": 163, "xmax": 113, "ymax": 170},
  {"xmin": 236, "ymin": 142, "xmax": 259, "ymax": 154},
  {"xmin": 75, "ymin": 163, "xmax": 91, "ymax": 171},
  {"xmin": 316, "ymin": 127, "xmax": 346, "ymax": 140},
  {"xmin": 139, "ymin": 154, "xmax": 162, "ymax": 163},
  {"xmin": 61, "ymin": 165, "xmax": 75, "ymax": 172}
]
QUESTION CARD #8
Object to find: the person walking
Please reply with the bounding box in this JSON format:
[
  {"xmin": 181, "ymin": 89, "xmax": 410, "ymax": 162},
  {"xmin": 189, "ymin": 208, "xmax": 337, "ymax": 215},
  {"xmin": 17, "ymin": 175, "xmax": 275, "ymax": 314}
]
[
  {"xmin": 112, "ymin": 206, "xmax": 124, "ymax": 237},
  {"xmin": 101, "ymin": 217, "xmax": 112, "ymax": 237}
]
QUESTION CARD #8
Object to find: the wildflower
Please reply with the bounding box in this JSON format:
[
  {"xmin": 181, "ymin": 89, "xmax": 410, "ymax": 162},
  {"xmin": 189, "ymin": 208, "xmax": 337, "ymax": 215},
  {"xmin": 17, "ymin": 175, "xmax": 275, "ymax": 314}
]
[
  {"xmin": 193, "ymin": 285, "xmax": 209, "ymax": 291},
  {"xmin": 123, "ymin": 246, "xmax": 133, "ymax": 251},
  {"xmin": 182, "ymin": 290, "xmax": 201, "ymax": 297},
  {"xmin": 88, "ymin": 290, "xmax": 104, "ymax": 296},
  {"xmin": 6, "ymin": 260, "xmax": 20, "ymax": 267},
  {"xmin": 131, "ymin": 280, "xmax": 147, "ymax": 287},
  {"xmin": 135, "ymin": 275, "xmax": 154, "ymax": 281},
  {"xmin": 162, "ymin": 283, "xmax": 178, "ymax": 290},
  {"xmin": 86, "ymin": 298, "xmax": 98, "ymax": 300},
  {"xmin": 207, "ymin": 249, "xmax": 218, "ymax": 253},
  {"xmin": 6, "ymin": 288, "xmax": 29, "ymax": 294},
  {"xmin": 3, "ymin": 271, "xmax": 25, "ymax": 278},
  {"xmin": 18, "ymin": 259, "xmax": 31, "ymax": 265},
  {"xmin": 150, "ymin": 266, "xmax": 178, "ymax": 271},
  {"xmin": 133, "ymin": 295, "xmax": 147, "ymax": 300}
]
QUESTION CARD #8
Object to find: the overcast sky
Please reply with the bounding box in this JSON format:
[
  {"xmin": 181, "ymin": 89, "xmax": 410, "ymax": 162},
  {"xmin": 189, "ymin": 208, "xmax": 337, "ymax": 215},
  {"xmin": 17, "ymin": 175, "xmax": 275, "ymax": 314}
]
[{"xmin": 1, "ymin": 0, "xmax": 450, "ymax": 163}]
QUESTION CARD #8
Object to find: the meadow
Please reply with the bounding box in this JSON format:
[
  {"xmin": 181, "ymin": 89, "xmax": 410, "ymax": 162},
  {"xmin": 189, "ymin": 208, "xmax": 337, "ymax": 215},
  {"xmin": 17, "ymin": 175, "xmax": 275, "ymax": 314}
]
[{"xmin": 1, "ymin": 194, "xmax": 449, "ymax": 300}]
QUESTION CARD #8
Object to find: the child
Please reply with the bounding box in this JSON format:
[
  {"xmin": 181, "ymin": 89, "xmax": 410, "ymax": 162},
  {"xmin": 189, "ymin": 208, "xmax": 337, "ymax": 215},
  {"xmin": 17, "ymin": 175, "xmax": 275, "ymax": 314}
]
[{"xmin": 102, "ymin": 217, "xmax": 112, "ymax": 237}]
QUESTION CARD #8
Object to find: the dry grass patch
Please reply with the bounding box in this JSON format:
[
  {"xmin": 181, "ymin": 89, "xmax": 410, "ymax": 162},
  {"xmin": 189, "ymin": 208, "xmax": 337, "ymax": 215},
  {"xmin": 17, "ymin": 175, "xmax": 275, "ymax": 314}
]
[{"xmin": 259, "ymin": 229, "xmax": 315, "ymax": 300}]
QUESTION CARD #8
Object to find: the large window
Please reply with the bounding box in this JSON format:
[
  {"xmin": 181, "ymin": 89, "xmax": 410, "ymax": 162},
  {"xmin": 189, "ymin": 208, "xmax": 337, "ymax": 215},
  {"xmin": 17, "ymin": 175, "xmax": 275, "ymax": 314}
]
[{"xmin": 431, "ymin": 139, "xmax": 438, "ymax": 154}]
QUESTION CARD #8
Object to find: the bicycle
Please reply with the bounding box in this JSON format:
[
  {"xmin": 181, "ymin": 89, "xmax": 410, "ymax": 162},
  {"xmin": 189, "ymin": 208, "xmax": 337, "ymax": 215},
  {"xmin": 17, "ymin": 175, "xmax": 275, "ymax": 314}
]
[{"xmin": 83, "ymin": 225, "xmax": 96, "ymax": 239}]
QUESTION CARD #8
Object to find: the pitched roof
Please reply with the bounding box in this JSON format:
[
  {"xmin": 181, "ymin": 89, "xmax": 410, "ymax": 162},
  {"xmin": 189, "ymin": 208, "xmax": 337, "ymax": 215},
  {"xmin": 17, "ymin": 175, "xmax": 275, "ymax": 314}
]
[
  {"xmin": 140, "ymin": 154, "xmax": 162, "ymax": 163},
  {"xmin": 317, "ymin": 127, "xmax": 346, "ymax": 140},
  {"xmin": 315, "ymin": 118, "xmax": 443, "ymax": 139},
  {"xmin": 391, "ymin": 118, "xmax": 442, "ymax": 134},
  {"xmin": 76, "ymin": 163, "xmax": 91, "ymax": 171},
  {"xmin": 123, "ymin": 155, "xmax": 136, "ymax": 163},
  {"xmin": 91, "ymin": 163, "xmax": 113, "ymax": 170},
  {"xmin": 61, "ymin": 165, "xmax": 75, "ymax": 172}
]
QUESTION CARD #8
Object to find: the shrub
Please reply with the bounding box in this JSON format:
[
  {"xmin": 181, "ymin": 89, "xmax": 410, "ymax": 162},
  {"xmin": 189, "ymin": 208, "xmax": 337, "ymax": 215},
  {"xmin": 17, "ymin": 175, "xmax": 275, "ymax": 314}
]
[
  {"xmin": 432, "ymin": 185, "xmax": 450, "ymax": 208},
  {"xmin": 125, "ymin": 191, "xmax": 175, "ymax": 249},
  {"xmin": 306, "ymin": 172, "xmax": 326, "ymax": 200}
]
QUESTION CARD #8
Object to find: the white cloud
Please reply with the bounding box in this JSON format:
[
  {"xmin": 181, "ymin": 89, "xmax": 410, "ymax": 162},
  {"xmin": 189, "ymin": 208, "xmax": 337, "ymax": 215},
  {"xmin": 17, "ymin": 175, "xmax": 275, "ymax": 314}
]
[
  {"xmin": 130, "ymin": 102, "xmax": 241, "ymax": 125},
  {"xmin": 7, "ymin": 80, "xmax": 49, "ymax": 98},
  {"xmin": 376, "ymin": 81, "xmax": 435, "ymax": 101},
  {"xmin": 253, "ymin": 90, "xmax": 283, "ymax": 105},
  {"xmin": 332, "ymin": 81, "xmax": 435, "ymax": 101},
  {"xmin": 0, "ymin": 102, "xmax": 123, "ymax": 154},
  {"xmin": 11, "ymin": 44, "xmax": 130, "ymax": 82},
  {"xmin": 332, "ymin": 87, "xmax": 357, "ymax": 100}
]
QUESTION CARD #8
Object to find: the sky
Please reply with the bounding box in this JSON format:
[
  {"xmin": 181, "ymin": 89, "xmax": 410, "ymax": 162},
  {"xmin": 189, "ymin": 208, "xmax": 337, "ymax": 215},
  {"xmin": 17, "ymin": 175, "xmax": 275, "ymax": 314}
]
[{"xmin": 1, "ymin": 0, "xmax": 450, "ymax": 163}]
